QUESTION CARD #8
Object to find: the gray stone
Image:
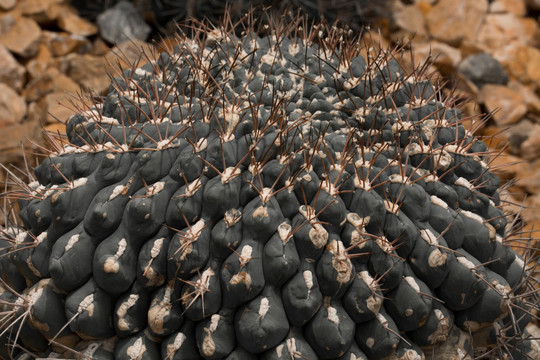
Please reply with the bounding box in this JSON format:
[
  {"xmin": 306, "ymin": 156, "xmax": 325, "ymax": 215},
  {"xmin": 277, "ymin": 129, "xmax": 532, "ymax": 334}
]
[
  {"xmin": 458, "ymin": 53, "xmax": 509, "ymax": 89},
  {"xmin": 96, "ymin": 1, "xmax": 151, "ymax": 45}
]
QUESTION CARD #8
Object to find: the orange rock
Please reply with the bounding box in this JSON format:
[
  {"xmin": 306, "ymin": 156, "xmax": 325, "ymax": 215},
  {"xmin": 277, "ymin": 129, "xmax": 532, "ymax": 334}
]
[
  {"xmin": 57, "ymin": 9, "xmax": 98, "ymax": 37},
  {"xmin": 415, "ymin": 1, "xmax": 433, "ymax": 16},
  {"xmin": 479, "ymin": 84, "xmax": 528, "ymax": 126},
  {"xmin": 481, "ymin": 126, "xmax": 508, "ymax": 151},
  {"xmin": 104, "ymin": 39, "xmax": 157, "ymax": 76},
  {"xmin": 425, "ymin": 0, "xmax": 488, "ymax": 45},
  {"xmin": 24, "ymin": 67, "xmax": 80, "ymax": 102},
  {"xmin": 44, "ymin": 30, "xmax": 88, "ymax": 57},
  {"xmin": 508, "ymin": 80, "xmax": 540, "ymax": 114},
  {"xmin": 0, "ymin": 15, "xmax": 41, "ymax": 57},
  {"xmin": 520, "ymin": 123, "xmax": 540, "ymax": 161},
  {"xmin": 0, "ymin": 44, "xmax": 25, "ymax": 91},
  {"xmin": 0, "ymin": 83, "xmax": 27, "ymax": 126},
  {"xmin": 504, "ymin": 45, "xmax": 540, "ymax": 89},
  {"xmin": 20, "ymin": 0, "xmax": 64, "ymax": 24},
  {"xmin": 65, "ymin": 53, "xmax": 110, "ymax": 94},
  {"xmin": 489, "ymin": 0, "xmax": 527, "ymax": 16},
  {"xmin": 390, "ymin": 3, "xmax": 428, "ymax": 42},
  {"xmin": 476, "ymin": 13, "xmax": 535, "ymax": 59},
  {"xmin": 44, "ymin": 122, "xmax": 66, "ymax": 135},
  {"xmin": 91, "ymin": 37, "xmax": 110, "ymax": 56},
  {"xmin": 44, "ymin": 91, "xmax": 74, "ymax": 124},
  {"xmin": 411, "ymin": 41, "xmax": 462, "ymax": 74},
  {"xmin": 0, "ymin": 0, "xmax": 16, "ymax": 11},
  {"xmin": 25, "ymin": 42, "xmax": 54, "ymax": 80}
]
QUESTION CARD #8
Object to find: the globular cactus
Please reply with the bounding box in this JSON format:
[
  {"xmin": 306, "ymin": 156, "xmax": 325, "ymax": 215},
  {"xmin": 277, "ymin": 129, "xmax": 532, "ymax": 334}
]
[{"xmin": 1, "ymin": 8, "xmax": 539, "ymax": 360}]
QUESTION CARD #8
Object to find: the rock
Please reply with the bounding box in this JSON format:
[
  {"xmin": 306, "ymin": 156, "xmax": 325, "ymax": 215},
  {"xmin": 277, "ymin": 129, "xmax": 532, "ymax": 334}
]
[
  {"xmin": 0, "ymin": 0, "xmax": 16, "ymax": 11},
  {"xmin": 0, "ymin": 122, "xmax": 41, "ymax": 164},
  {"xmin": 64, "ymin": 54, "xmax": 110, "ymax": 94},
  {"xmin": 20, "ymin": 0, "xmax": 64, "ymax": 24},
  {"xmin": 425, "ymin": 0, "xmax": 488, "ymax": 45},
  {"xmin": 411, "ymin": 41, "xmax": 462, "ymax": 75},
  {"xmin": 43, "ymin": 31, "xmax": 88, "ymax": 57},
  {"xmin": 0, "ymin": 45, "xmax": 26, "ymax": 91},
  {"xmin": 43, "ymin": 91, "xmax": 74, "ymax": 124},
  {"xmin": 0, "ymin": 83, "xmax": 27, "ymax": 126},
  {"xmin": 97, "ymin": 1, "xmax": 151, "ymax": 44},
  {"xmin": 458, "ymin": 53, "xmax": 509, "ymax": 89},
  {"xmin": 476, "ymin": 14, "xmax": 537, "ymax": 57},
  {"xmin": 504, "ymin": 45, "xmax": 540, "ymax": 89},
  {"xmin": 508, "ymin": 80, "xmax": 540, "ymax": 115},
  {"xmin": 503, "ymin": 119, "xmax": 534, "ymax": 155},
  {"xmin": 25, "ymin": 43, "xmax": 53, "ymax": 80},
  {"xmin": 479, "ymin": 84, "xmax": 528, "ymax": 126},
  {"xmin": 24, "ymin": 67, "xmax": 80, "ymax": 102},
  {"xmin": 391, "ymin": 3, "xmax": 428, "ymax": 41},
  {"xmin": 104, "ymin": 39, "xmax": 156, "ymax": 75},
  {"xmin": 489, "ymin": 0, "xmax": 527, "ymax": 15},
  {"xmin": 520, "ymin": 123, "xmax": 540, "ymax": 160},
  {"xmin": 57, "ymin": 9, "xmax": 98, "ymax": 36},
  {"xmin": 0, "ymin": 15, "xmax": 41, "ymax": 57}
]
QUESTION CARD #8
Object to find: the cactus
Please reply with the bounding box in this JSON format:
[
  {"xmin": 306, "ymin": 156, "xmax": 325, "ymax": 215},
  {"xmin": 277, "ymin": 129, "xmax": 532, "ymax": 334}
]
[{"xmin": 1, "ymin": 8, "xmax": 539, "ymax": 360}]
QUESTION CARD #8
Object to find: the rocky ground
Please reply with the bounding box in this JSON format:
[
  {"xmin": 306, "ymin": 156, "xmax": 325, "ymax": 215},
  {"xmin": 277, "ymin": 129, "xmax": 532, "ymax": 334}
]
[{"xmin": 1, "ymin": 0, "xmax": 539, "ymax": 261}]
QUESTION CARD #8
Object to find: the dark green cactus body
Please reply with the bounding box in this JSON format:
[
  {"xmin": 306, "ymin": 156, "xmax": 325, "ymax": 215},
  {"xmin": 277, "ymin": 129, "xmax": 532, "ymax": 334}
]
[{"xmin": 0, "ymin": 10, "xmax": 537, "ymax": 360}]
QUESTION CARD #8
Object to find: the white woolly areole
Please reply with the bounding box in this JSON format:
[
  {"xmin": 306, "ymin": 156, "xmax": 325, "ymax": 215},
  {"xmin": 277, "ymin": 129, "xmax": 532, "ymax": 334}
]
[
  {"xmin": 428, "ymin": 309, "xmax": 450, "ymax": 343},
  {"xmin": 150, "ymin": 238, "xmax": 164, "ymax": 258},
  {"xmin": 197, "ymin": 268, "xmax": 215, "ymax": 289},
  {"xmin": 404, "ymin": 276, "xmax": 421, "ymax": 293},
  {"xmin": 109, "ymin": 184, "xmax": 125, "ymax": 201},
  {"xmin": 71, "ymin": 177, "xmax": 88, "ymax": 189},
  {"xmin": 457, "ymin": 256, "xmax": 476, "ymax": 270},
  {"xmin": 384, "ymin": 200, "xmax": 400, "ymax": 214},
  {"xmin": 167, "ymin": 332, "xmax": 187, "ymax": 358},
  {"xmin": 258, "ymin": 297, "xmax": 270, "ymax": 319},
  {"xmin": 36, "ymin": 232, "xmax": 47, "ymax": 244},
  {"xmin": 15, "ymin": 231, "xmax": 28, "ymax": 244},
  {"xmin": 208, "ymin": 314, "xmax": 220, "ymax": 333},
  {"xmin": 116, "ymin": 294, "xmax": 140, "ymax": 331},
  {"xmin": 346, "ymin": 212, "xmax": 370, "ymax": 230},
  {"xmin": 126, "ymin": 337, "xmax": 145, "ymax": 360},
  {"xmin": 259, "ymin": 187, "xmax": 273, "ymax": 203},
  {"xmin": 104, "ymin": 238, "xmax": 127, "ymax": 274},
  {"xmin": 189, "ymin": 219, "xmax": 206, "ymax": 238},
  {"xmin": 239, "ymin": 245, "xmax": 253, "ymax": 266},
  {"xmin": 455, "ymin": 177, "xmax": 473, "ymax": 190},
  {"xmin": 221, "ymin": 167, "xmax": 241, "ymax": 183},
  {"xmin": 328, "ymin": 240, "xmax": 353, "ymax": 284},
  {"xmin": 430, "ymin": 195, "xmax": 449, "ymax": 209},
  {"xmin": 303, "ymin": 270, "xmax": 314, "ymax": 292},
  {"xmin": 460, "ymin": 209, "xmax": 484, "ymax": 223},
  {"xmin": 64, "ymin": 234, "xmax": 80, "ymax": 253},
  {"xmin": 376, "ymin": 236, "xmax": 393, "ymax": 254},
  {"xmin": 434, "ymin": 150, "xmax": 452, "ymax": 171},
  {"xmin": 224, "ymin": 208, "xmax": 242, "ymax": 227},
  {"xmin": 278, "ymin": 222, "xmax": 292, "ymax": 242},
  {"xmin": 420, "ymin": 229, "xmax": 438, "ymax": 246},
  {"xmin": 78, "ymin": 294, "xmax": 95, "ymax": 315},
  {"xmin": 389, "ymin": 173, "xmax": 411, "ymax": 184},
  {"xmin": 194, "ymin": 138, "xmax": 208, "ymax": 152},
  {"xmin": 376, "ymin": 312, "xmax": 389, "ymax": 326},
  {"xmin": 327, "ymin": 305, "xmax": 340, "ymax": 325},
  {"xmin": 147, "ymin": 181, "xmax": 165, "ymax": 196},
  {"xmin": 185, "ymin": 178, "xmax": 203, "ymax": 197}
]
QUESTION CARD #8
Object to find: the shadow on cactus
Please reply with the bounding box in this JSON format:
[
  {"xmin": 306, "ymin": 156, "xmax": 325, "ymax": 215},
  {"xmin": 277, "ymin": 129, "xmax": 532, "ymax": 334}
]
[{"xmin": 0, "ymin": 6, "xmax": 539, "ymax": 360}]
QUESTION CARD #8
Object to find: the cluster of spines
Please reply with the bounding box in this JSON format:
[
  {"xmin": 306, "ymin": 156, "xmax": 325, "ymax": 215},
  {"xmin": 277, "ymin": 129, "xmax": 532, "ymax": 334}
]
[{"xmin": 0, "ymin": 9, "xmax": 538, "ymax": 360}]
